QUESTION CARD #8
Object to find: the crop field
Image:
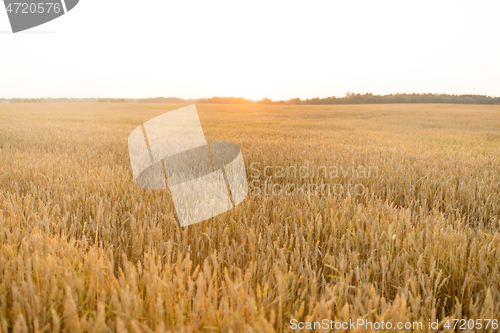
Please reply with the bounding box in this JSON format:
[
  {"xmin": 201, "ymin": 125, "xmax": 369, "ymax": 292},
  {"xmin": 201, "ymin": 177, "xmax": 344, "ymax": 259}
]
[{"xmin": 0, "ymin": 103, "xmax": 499, "ymax": 332}]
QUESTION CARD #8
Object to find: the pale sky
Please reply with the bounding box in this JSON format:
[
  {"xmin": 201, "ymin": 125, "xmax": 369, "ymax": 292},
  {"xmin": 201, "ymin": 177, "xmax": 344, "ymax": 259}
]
[{"xmin": 1, "ymin": 0, "xmax": 499, "ymax": 100}]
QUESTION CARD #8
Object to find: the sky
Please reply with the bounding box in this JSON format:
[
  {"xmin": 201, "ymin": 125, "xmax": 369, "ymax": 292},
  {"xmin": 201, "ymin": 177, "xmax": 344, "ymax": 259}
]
[{"xmin": 1, "ymin": 0, "xmax": 499, "ymax": 101}]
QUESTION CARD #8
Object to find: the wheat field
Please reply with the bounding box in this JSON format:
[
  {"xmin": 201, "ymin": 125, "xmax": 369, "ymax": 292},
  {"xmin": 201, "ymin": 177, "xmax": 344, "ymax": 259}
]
[{"xmin": 0, "ymin": 103, "xmax": 499, "ymax": 332}]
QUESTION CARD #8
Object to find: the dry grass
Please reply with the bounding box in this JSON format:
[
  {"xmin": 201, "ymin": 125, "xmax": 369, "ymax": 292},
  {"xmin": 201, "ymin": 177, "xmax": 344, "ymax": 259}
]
[{"xmin": 0, "ymin": 103, "xmax": 499, "ymax": 332}]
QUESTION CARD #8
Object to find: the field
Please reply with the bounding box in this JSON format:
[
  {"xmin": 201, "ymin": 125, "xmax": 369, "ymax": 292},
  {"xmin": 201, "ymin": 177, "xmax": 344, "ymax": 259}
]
[{"xmin": 0, "ymin": 103, "xmax": 499, "ymax": 332}]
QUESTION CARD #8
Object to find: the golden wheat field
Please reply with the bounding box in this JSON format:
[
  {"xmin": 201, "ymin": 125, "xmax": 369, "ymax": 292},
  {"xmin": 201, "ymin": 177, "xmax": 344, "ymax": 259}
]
[{"xmin": 0, "ymin": 103, "xmax": 499, "ymax": 332}]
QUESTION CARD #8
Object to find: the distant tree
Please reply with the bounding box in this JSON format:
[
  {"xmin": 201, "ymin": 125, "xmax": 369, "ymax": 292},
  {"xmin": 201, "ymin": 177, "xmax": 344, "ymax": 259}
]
[
  {"xmin": 97, "ymin": 98, "xmax": 128, "ymax": 103},
  {"xmin": 286, "ymin": 98, "xmax": 302, "ymax": 105},
  {"xmin": 257, "ymin": 98, "xmax": 273, "ymax": 105}
]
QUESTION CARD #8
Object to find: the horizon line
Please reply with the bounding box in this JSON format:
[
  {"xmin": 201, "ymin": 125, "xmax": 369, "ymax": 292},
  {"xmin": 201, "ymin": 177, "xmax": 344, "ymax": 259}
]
[{"xmin": 2, "ymin": 92, "xmax": 500, "ymax": 101}]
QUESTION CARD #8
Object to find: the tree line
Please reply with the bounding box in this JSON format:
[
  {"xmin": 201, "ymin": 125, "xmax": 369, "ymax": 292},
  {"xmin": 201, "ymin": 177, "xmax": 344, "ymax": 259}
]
[
  {"xmin": 197, "ymin": 93, "xmax": 500, "ymax": 105},
  {"xmin": 2, "ymin": 93, "xmax": 499, "ymax": 105}
]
